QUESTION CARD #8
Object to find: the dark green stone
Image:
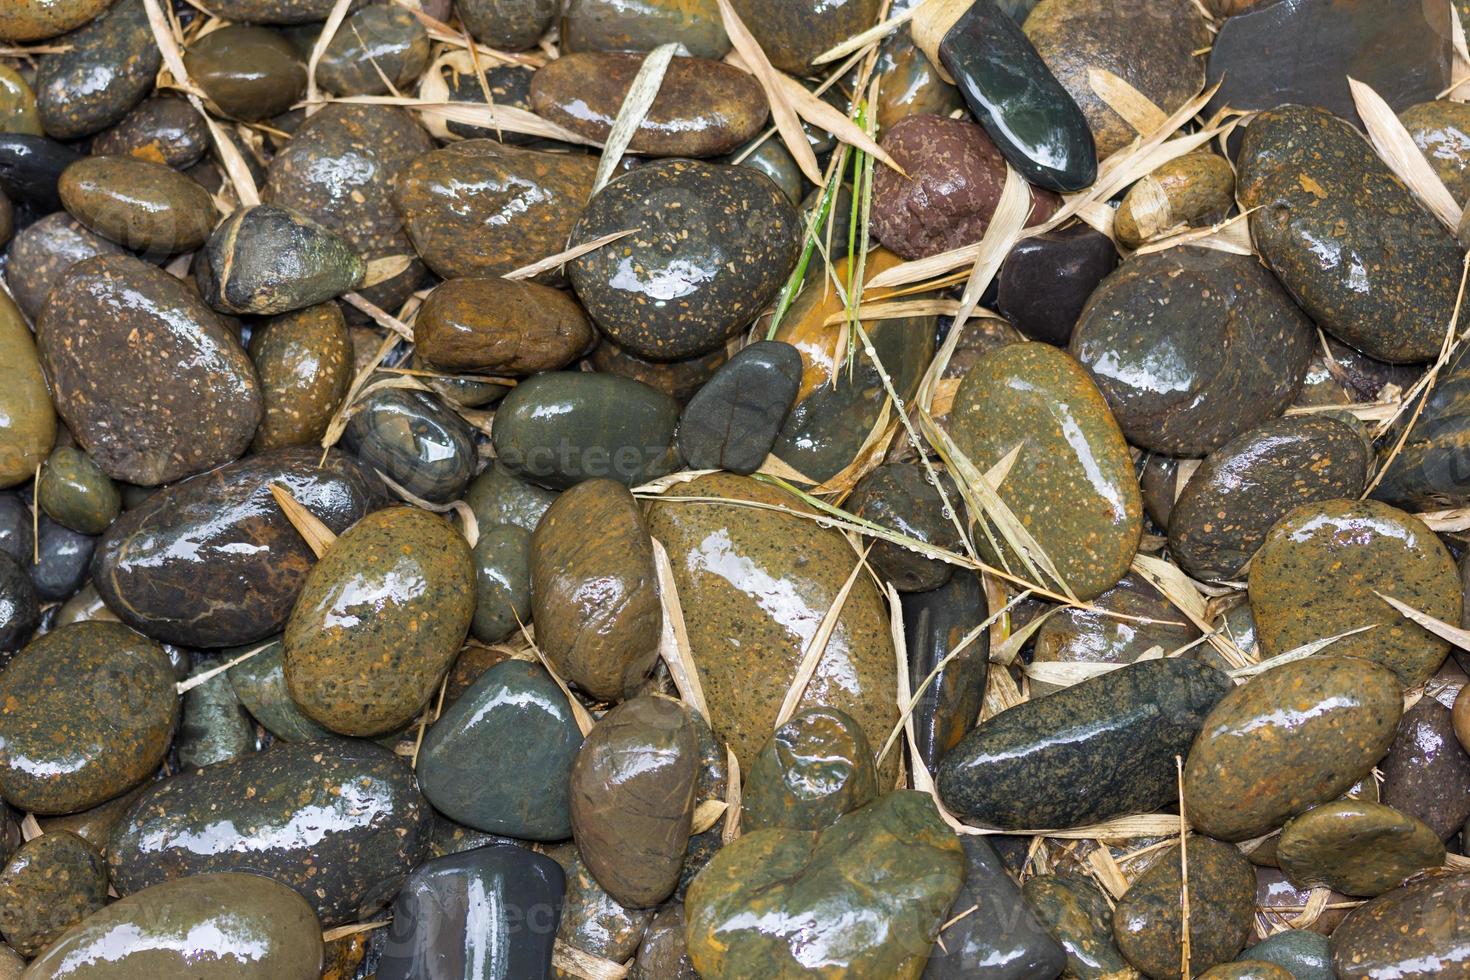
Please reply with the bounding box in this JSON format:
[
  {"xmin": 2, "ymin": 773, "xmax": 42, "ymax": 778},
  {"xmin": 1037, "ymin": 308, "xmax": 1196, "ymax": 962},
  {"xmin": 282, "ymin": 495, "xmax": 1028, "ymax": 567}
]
[
  {"xmin": 1170, "ymin": 415, "xmax": 1371, "ymax": 580},
  {"xmin": 185, "ymin": 25, "xmax": 306, "ymax": 122},
  {"xmin": 342, "ymin": 386, "xmax": 476, "ymax": 505},
  {"xmin": 1331, "ymin": 873, "xmax": 1470, "ymax": 979},
  {"xmin": 37, "ymin": 446, "xmax": 120, "ymax": 535},
  {"xmin": 685, "ymin": 791, "xmax": 965, "ymax": 980},
  {"xmin": 569, "ymin": 159, "xmax": 799, "ymax": 360},
  {"xmin": 1372, "ymin": 341, "xmax": 1470, "ymax": 510},
  {"xmin": 317, "ymin": 5, "xmax": 429, "ymax": 96},
  {"xmin": 178, "ymin": 654, "xmax": 256, "ymax": 771},
  {"xmin": 464, "ymin": 461, "xmax": 558, "ymax": 532},
  {"xmin": 847, "ymin": 462, "xmax": 961, "ymax": 592},
  {"xmin": 1277, "ymin": 800, "xmax": 1444, "ymax": 897},
  {"xmin": 419, "ymin": 659, "xmax": 582, "ymax": 840},
  {"xmin": 1114, "ymin": 837, "xmax": 1256, "ymax": 979},
  {"xmin": 676, "ymin": 340, "xmax": 802, "ymax": 476},
  {"xmin": 0, "ymin": 621, "xmax": 177, "ymax": 814},
  {"xmin": 201, "ymin": 203, "xmax": 365, "ymax": 316},
  {"xmin": 108, "ymin": 737, "xmax": 432, "ymax": 926},
  {"xmin": 226, "ymin": 637, "xmax": 331, "ymax": 742},
  {"xmin": 1238, "ymin": 103, "xmax": 1462, "ymax": 364},
  {"xmin": 35, "ymin": 0, "xmax": 160, "ymax": 140},
  {"xmin": 937, "ymin": 658, "xmax": 1232, "ymax": 830},
  {"xmin": 1022, "ymin": 873, "xmax": 1134, "ymax": 980},
  {"xmin": 1239, "ymin": 930, "xmax": 1333, "ymax": 980},
  {"xmin": 492, "ymin": 371, "xmax": 680, "ymax": 489},
  {"xmin": 92, "ymin": 94, "xmax": 209, "ymax": 168},
  {"xmin": 470, "ymin": 523, "xmax": 532, "ymax": 644},
  {"xmin": 0, "ymin": 830, "xmax": 106, "ymax": 956},
  {"xmin": 1184, "ymin": 656, "xmax": 1403, "ymax": 841},
  {"xmin": 901, "ymin": 571, "xmax": 989, "ymax": 772},
  {"xmin": 458, "ymin": 0, "xmax": 557, "ymax": 48},
  {"xmin": 563, "ymin": 0, "xmax": 729, "ymax": 59},
  {"xmin": 742, "ymin": 708, "xmax": 878, "ymax": 833}
]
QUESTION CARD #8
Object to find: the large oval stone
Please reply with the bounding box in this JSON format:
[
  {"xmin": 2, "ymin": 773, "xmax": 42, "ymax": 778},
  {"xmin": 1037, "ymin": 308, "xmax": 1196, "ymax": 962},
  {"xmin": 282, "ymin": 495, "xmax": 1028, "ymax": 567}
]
[
  {"xmin": 185, "ymin": 25, "xmax": 306, "ymax": 123},
  {"xmin": 107, "ymin": 738, "xmax": 431, "ymax": 926},
  {"xmin": 1249, "ymin": 499, "xmax": 1460, "ymax": 687},
  {"xmin": 949, "ymin": 341, "xmax": 1142, "ymax": 601},
  {"xmin": 415, "ymin": 276, "xmax": 593, "ymax": 374},
  {"xmin": 646, "ymin": 473, "xmax": 898, "ymax": 778},
  {"xmin": 35, "ymin": 0, "xmax": 160, "ymax": 140},
  {"xmin": 1183, "ymin": 656, "xmax": 1403, "ymax": 841},
  {"xmin": 93, "ymin": 447, "xmax": 381, "ymax": 648},
  {"xmin": 0, "ymin": 289, "xmax": 54, "ymax": 488},
  {"xmin": 23, "ymin": 872, "xmax": 323, "ymax": 980},
  {"xmin": 938, "ymin": 658, "xmax": 1232, "ymax": 830},
  {"xmin": 38, "ymin": 253, "xmax": 262, "ymax": 486},
  {"xmin": 1238, "ymin": 103, "xmax": 1462, "ymax": 364},
  {"xmin": 562, "ymin": 0, "xmax": 728, "ymax": 58},
  {"xmin": 59, "ymin": 154, "xmax": 217, "ymax": 254},
  {"xmin": 0, "ymin": 0, "xmax": 112, "ymax": 42},
  {"xmin": 283, "ymin": 507, "xmax": 475, "ymax": 736},
  {"xmin": 1276, "ymin": 800, "xmax": 1444, "ymax": 897},
  {"xmin": 1330, "ymin": 873, "xmax": 1470, "ymax": 979}
]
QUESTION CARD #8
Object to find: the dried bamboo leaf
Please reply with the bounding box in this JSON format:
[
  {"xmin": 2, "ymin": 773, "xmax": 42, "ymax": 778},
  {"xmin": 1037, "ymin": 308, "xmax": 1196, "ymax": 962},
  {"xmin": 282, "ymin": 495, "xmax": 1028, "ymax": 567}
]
[
  {"xmin": 1226, "ymin": 625, "xmax": 1378, "ymax": 679},
  {"xmin": 961, "ymin": 814, "xmax": 1186, "ymax": 839},
  {"xmin": 502, "ymin": 229, "xmax": 638, "ymax": 281},
  {"xmin": 1453, "ymin": 3, "xmax": 1470, "ymax": 101},
  {"xmin": 723, "ymin": 746, "xmax": 742, "ymax": 842},
  {"xmin": 994, "ymin": 607, "xmax": 1060, "ymax": 667},
  {"xmin": 952, "ymin": 164, "xmax": 1032, "ymax": 329},
  {"xmin": 361, "ymin": 254, "xmax": 414, "ymax": 288},
  {"xmin": 1086, "ymin": 847, "xmax": 1132, "ymax": 899},
  {"xmin": 325, "ymin": 95, "xmax": 596, "ymax": 145},
  {"xmin": 340, "ymin": 292, "xmax": 415, "ymax": 340},
  {"xmin": 651, "ymin": 538, "xmax": 710, "ymax": 723},
  {"xmin": 321, "ymin": 921, "xmax": 389, "ymax": 943},
  {"xmin": 1133, "ymin": 209, "xmax": 1255, "ymax": 257},
  {"xmin": 18, "ymin": 813, "xmax": 41, "ymax": 842},
  {"xmin": 1131, "ymin": 553, "xmax": 1253, "ymax": 669},
  {"xmin": 552, "ymin": 940, "xmax": 628, "ymax": 980},
  {"xmin": 269, "ymin": 484, "xmax": 337, "ymax": 558},
  {"xmin": 767, "ymin": 68, "xmax": 906, "ymax": 176},
  {"xmin": 1088, "ymin": 68, "xmax": 1168, "ymax": 136},
  {"xmin": 306, "ymin": 0, "xmax": 356, "ymax": 117},
  {"xmin": 176, "ymin": 641, "xmax": 272, "ymax": 694},
  {"xmin": 1349, "ymin": 76, "xmax": 1462, "ymax": 227},
  {"xmin": 1417, "ymin": 506, "xmax": 1470, "ymax": 532},
  {"xmin": 774, "ymin": 546, "xmax": 872, "ymax": 728},
  {"xmin": 691, "ymin": 799, "xmax": 729, "ymax": 835},
  {"xmin": 811, "ymin": 5, "xmax": 919, "ymax": 65},
  {"xmin": 592, "ymin": 44, "xmax": 679, "ymax": 195}
]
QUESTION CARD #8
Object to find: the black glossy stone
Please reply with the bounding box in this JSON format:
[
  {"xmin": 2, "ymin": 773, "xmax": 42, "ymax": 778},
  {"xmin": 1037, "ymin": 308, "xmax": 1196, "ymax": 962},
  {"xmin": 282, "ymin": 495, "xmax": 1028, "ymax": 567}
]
[
  {"xmin": 200, "ymin": 203, "xmax": 365, "ymax": 316},
  {"xmin": 902, "ymin": 572, "xmax": 989, "ymax": 773},
  {"xmin": 342, "ymin": 386, "xmax": 477, "ymax": 505},
  {"xmin": 848, "ymin": 462, "xmax": 962, "ymax": 593},
  {"xmin": 1373, "ymin": 342, "xmax": 1470, "ymax": 509},
  {"xmin": 677, "ymin": 340, "xmax": 802, "ymax": 475},
  {"xmin": 35, "ymin": 0, "xmax": 161, "ymax": 140},
  {"xmin": 0, "ymin": 552, "xmax": 37, "ymax": 652},
  {"xmin": 30, "ymin": 516, "xmax": 93, "ymax": 602},
  {"xmin": 0, "ymin": 134, "xmax": 80, "ymax": 211},
  {"xmin": 0, "ymin": 494, "xmax": 31, "ymax": 565},
  {"xmin": 995, "ymin": 224, "xmax": 1118, "ymax": 346},
  {"xmin": 376, "ymin": 845, "xmax": 564, "ymax": 980}
]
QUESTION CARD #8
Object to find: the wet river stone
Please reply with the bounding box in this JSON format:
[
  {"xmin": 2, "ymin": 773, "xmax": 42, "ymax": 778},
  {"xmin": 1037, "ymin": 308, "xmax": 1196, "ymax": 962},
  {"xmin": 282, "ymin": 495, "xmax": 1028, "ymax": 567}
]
[
  {"xmin": 1115, "ymin": 151, "xmax": 1235, "ymax": 247},
  {"xmin": 30, "ymin": 516, "xmax": 94, "ymax": 602},
  {"xmin": 285, "ymin": 507, "xmax": 473, "ymax": 736},
  {"xmin": 38, "ymin": 447, "xmax": 119, "ymax": 536},
  {"xmin": 39, "ymin": 254, "xmax": 262, "ymax": 485},
  {"xmin": 3, "ymin": 212, "xmax": 123, "ymax": 321},
  {"xmin": 996, "ymin": 223, "xmax": 1118, "ymax": 347},
  {"xmin": 0, "ymin": 134, "xmax": 80, "ymax": 214},
  {"xmin": 394, "ymin": 141, "xmax": 597, "ymax": 282},
  {"xmin": 742, "ymin": 708, "xmax": 878, "ymax": 833},
  {"xmin": 939, "ymin": 658, "xmax": 1231, "ymax": 830},
  {"xmin": 0, "ymin": 830, "xmax": 107, "ymax": 955},
  {"xmin": 1023, "ymin": 874, "xmax": 1134, "ymax": 980},
  {"xmin": 531, "ymin": 53, "xmax": 766, "ymax": 157},
  {"xmin": 950, "ymin": 341, "xmax": 1143, "ymax": 601},
  {"xmin": 1071, "ymin": 247, "xmax": 1314, "ymax": 457},
  {"xmin": 317, "ymin": 5, "xmax": 429, "ymax": 96},
  {"xmin": 633, "ymin": 905, "xmax": 699, "ymax": 980},
  {"xmin": 178, "ymin": 654, "xmax": 254, "ymax": 770},
  {"xmin": 342, "ymin": 386, "xmax": 476, "ymax": 505},
  {"xmin": 647, "ymin": 473, "xmax": 899, "ymax": 778},
  {"xmin": 676, "ymin": 340, "xmax": 802, "ymax": 475},
  {"xmin": 199, "ymin": 0, "xmax": 364, "ymax": 22},
  {"xmin": 1249, "ymin": 499, "xmax": 1460, "ymax": 687},
  {"xmin": 1239, "ymin": 104, "xmax": 1462, "ymax": 364},
  {"xmin": 93, "ymin": 448, "xmax": 381, "ymax": 648},
  {"xmin": 730, "ymin": 0, "xmax": 880, "ymax": 76},
  {"xmin": 492, "ymin": 370, "xmax": 679, "ymax": 489},
  {"xmin": 563, "ymin": 0, "xmax": 728, "ymax": 58},
  {"xmin": 471, "ymin": 523, "xmax": 532, "ymax": 644},
  {"xmin": 532, "ymin": 479, "xmax": 660, "ymax": 701},
  {"xmin": 1331, "ymin": 873, "xmax": 1470, "ymax": 979},
  {"xmin": 0, "ymin": 66, "xmax": 40, "ymax": 136},
  {"xmin": 248, "ymin": 302, "xmax": 353, "ymax": 450},
  {"xmin": 459, "ymin": 0, "xmax": 557, "ymax": 48},
  {"xmin": 59, "ymin": 154, "xmax": 217, "ymax": 255},
  {"xmin": 186, "ymin": 25, "xmax": 306, "ymax": 122},
  {"xmin": 92, "ymin": 94, "xmax": 209, "ymax": 168},
  {"xmin": 1240, "ymin": 931, "xmax": 1334, "ymax": 980},
  {"xmin": 0, "ymin": 554, "xmax": 38, "ymax": 653},
  {"xmin": 872, "ymin": 113, "xmax": 1057, "ymax": 260},
  {"xmin": 1381, "ymin": 697, "xmax": 1470, "ymax": 839},
  {"xmin": 227, "ymin": 638, "xmax": 331, "ymax": 742},
  {"xmin": 1114, "ymin": 837, "xmax": 1255, "ymax": 979},
  {"xmin": 0, "ymin": 0, "xmax": 111, "ymax": 41},
  {"xmin": 465, "ymin": 461, "xmax": 558, "ymax": 532},
  {"xmin": 1276, "ymin": 800, "xmax": 1444, "ymax": 897},
  {"xmin": 570, "ymin": 159, "xmax": 798, "ymax": 360},
  {"xmin": 24, "ymin": 872, "xmax": 323, "ymax": 980},
  {"xmin": 0, "ymin": 290, "xmax": 55, "ymax": 488},
  {"xmin": 1024, "ymin": 0, "xmax": 1209, "ymax": 158},
  {"xmin": 0, "ymin": 621, "xmax": 176, "ymax": 814},
  {"xmin": 550, "ymin": 843, "xmax": 654, "ymax": 968},
  {"xmin": 1403, "ymin": 100, "xmax": 1470, "ymax": 204},
  {"xmin": 848, "ymin": 462, "xmax": 961, "ymax": 592},
  {"xmin": 1184, "ymin": 656, "xmax": 1403, "ymax": 841},
  {"xmin": 687, "ymin": 790, "xmax": 963, "ymax": 979},
  {"xmin": 416, "ymin": 277, "xmax": 592, "ymax": 374},
  {"xmin": 420, "ymin": 659, "xmax": 580, "ymax": 840},
  {"xmin": 590, "ymin": 336, "xmax": 730, "ymax": 402},
  {"xmin": 109, "ymin": 738, "xmax": 429, "ymax": 925},
  {"xmin": 1169, "ymin": 415, "xmax": 1372, "ymax": 581},
  {"xmin": 570, "ymin": 695, "xmax": 696, "ymax": 908},
  {"xmin": 202, "ymin": 203, "xmax": 365, "ymax": 315},
  {"xmin": 902, "ymin": 572, "xmax": 989, "ymax": 771},
  {"xmin": 35, "ymin": 0, "xmax": 160, "ymax": 140},
  {"xmin": 1371, "ymin": 341, "xmax": 1470, "ymax": 510},
  {"xmin": 376, "ymin": 845, "xmax": 564, "ymax": 980}
]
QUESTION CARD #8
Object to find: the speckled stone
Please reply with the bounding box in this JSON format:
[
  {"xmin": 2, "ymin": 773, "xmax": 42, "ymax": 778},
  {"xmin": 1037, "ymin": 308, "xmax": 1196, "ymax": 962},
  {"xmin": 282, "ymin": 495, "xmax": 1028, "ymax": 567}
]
[
  {"xmin": 1023, "ymin": 0, "xmax": 1208, "ymax": 158},
  {"xmin": 901, "ymin": 572, "xmax": 988, "ymax": 772},
  {"xmin": 194, "ymin": 0, "xmax": 363, "ymax": 22},
  {"xmin": 1170, "ymin": 415, "xmax": 1372, "ymax": 581},
  {"xmin": 283, "ymin": 507, "xmax": 475, "ymax": 736},
  {"xmin": 1403, "ymin": 100, "xmax": 1470, "ymax": 205},
  {"xmin": 266, "ymin": 104, "xmax": 432, "ymax": 314},
  {"xmin": 549, "ymin": 842, "xmax": 653, "ymax": 968},
  {"xmin": 872, "ymin": 114, "xmax": 1058, "ymax": 260},
  {"xmin": 394, "ymin": 141, "xmax": 597, "ymax": 282},
  {"xmin": 492, "ymin": 370, "xmax": 680, "ymax": 489},
  {"xmin": 92, "ymin": 447, "xmax": 381, "ymax": 648},
  {"xmin": 938, "ymin": 658, "xmax": 1231, "ymax": 830},
  {"xmin": 465, "ymin": 461, "xmax": 558, "ymax": 533},
  {"xmin": 0, "ymin": 554, "xmax": 38, "ymax": 653},
  {"xmin": 108, "ymin": 737, "xmax": 430, "ymax": 926},
  {"xmin": 0, "ymin": 830, "xmax": 106, "ymax": 956},
  {"xmin": 59, "ymin": 154, "xmax": 217, "ymax": 254},
  {"xmin": 1239, "ymin": 930, "xmax": 1333, "ymax": 980},
  {"xmin": 532, "ymin": 53, "xmax": 765, "ymax": 157},
  {"xmin": 676, "ymin": 340, "xmax": 802, "ymax": 475},
  {"xmin": 0, "ymin": 290, "xmax": 55, "ymax": 488},
  {"xmin": 1184, "ymin": 656, "xmax": 1403, "ymax": 841},
  {"xmin": 29, "ymin": 516, "xmax": 94, "ymax": 602},
  {"xmin": 470, "ymin": 523, "xmax": 532, "ymax": 644},
  {"xmin": 38, "ymin": 446, "xmax": 119, "ymax": 535},
  {"xmin": 647, "ymin": 473, "xmax": 899, "ymax": 779},
  {"xmin": 531, "ymin": 479, "xmax": 661, "ymax": 701},
  {"xmin": 1277, "ymin": 801, "xmax": 1443, "ymax": 897},
  {"xmin": 1249, "ymin": 499, "xmax": 1460, "ymax": 687},
  {"xmin": 185, "ymin": 25, "xmax": 306, "ymax": 122},
  {"xmin": 742, "ymin": 708, "xmax": 877, "ymax": 833},
  {"xmin": 1114, "ymin": 837, "xmax": 1255, "ymax": 979},
  {"xmin": 1239, "ymin": 104, "xmax": 1461, "ymax": 364},
  {"xmin": 0, "ymin": 67, "xmax": 40, "ymax": 136},
  {"xmin": 3, "ymin": 212, "xmax": 123, "ymax": 321},
  {"xmin": 431, "ymin": 62, "xmax": 537, "ymax": 143},
  {"xmin": 247, "ymin": 303, "xmax": 352, "ymax": 451},
  {"xmin": 1198, "ymin": 964, "xmax": 1295, "ymax": 980},
  {"xmin": 201, "ymin": 204, "xmax": 365, "ymax": 316},
  {"xmin": 0, "ymin": 621, "xmax": 176, "ymax": 814},
  {"xmin": 570, "ymin": 160, "xmax": 797, "ymax": 360},
  {"xmin": 686, "ymin": 791, "xmax": 964, "ymax": 980},
  {"xmin": 226, "ymin": 638, "xmax": 331, "ymax": 742},
  {"xmin": 35, "ymin": 0, "xmax": 160, "ymax": 140},
  {"xmin": 417, "ymin": 277, "xmax": 593, "ymax": 374},
  {"xmin": 1071, "ymin": 247, "xmax": 1314, "ymax": 456},
  {"xmin": 632, "ymin": 905, "xmax": 699, "ymax": 980},
  {"xmin": 317, "ymin": 5, "xmax": 429, "ymax": 96},
  {"xmin": 458, "ymin": 0, "xmax": 557, "ymax": 48},
  {"xmin": 24, "ymin": 872, "xmax": 324, "ymax": 980},
  {"xmin": 1023, "ymin": 874, "xmax": 1135, "ymax": 980},
  {"xmin": 0, "ymin": 0, "xmax": 112, "ymax": 42},
  {"xmin": 949, "ymin": 341, "xmax": 1143, "ymax": 601},
  {"xmin": 1332, "ymin": 873, "xmax": 1470, "ymax": 979},
  {"xmin": 1381, "ymin": 698, "xmax": 1470, "ymax": 839},
  {"xmin": 1114, "ymin": 152, "xmax": 1235, "ymax": 247},
  {"xmin": 39, "ymin": 254, "xmax": 261, "ymax": 485},
  {"xmin": 728, "ymin": 0, "xmax": 880, "ymax": 76},
  {"xmin": 342, "ymin": 386, "xmax": 476, "ymax": 505},
  {"xmin": 92, "ymin": 95, "xmax": 208, "ymax": 168},
  {"xmin": 589, "ymin": 337, "xmax": 730, "ymax": 402},
  {"xmin": 847, "ymin": 463, "xmax": 962, "ymax": 593},
  {"xmin": 563, "ymin": 0, "xmax": 728, "ymax": 58}
]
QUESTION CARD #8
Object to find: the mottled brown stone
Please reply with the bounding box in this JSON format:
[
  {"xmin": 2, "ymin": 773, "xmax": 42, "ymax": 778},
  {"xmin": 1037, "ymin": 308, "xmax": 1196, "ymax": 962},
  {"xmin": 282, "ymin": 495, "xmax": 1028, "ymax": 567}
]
[
  {"xmin": 248, "ymin": 302, "xmax": 353, "ymax": 451},
  {"xmin": 59, "ymin": 155, "xmax": 218, "ymax": 254},
  {"xmin": 416, "ymin": 277, "xmax": 593, "ymax": 374}
]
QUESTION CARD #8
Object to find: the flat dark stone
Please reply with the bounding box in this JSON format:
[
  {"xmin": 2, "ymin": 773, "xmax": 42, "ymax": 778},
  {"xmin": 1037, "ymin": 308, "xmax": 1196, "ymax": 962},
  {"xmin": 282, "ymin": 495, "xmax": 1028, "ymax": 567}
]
[
  {"xmin": 902, "ymin": 572, "xmax": 989, "ymax": 772},
  {"xmin": 0, "ymin": 552, "xmax": 37, "ymax": 653},
  {"xmin": 1379, "ymin": 698, "xmax": 1470, "ymax": 839},
  {"xmin": 995, "ymin": 223, "xmax": 1117, "ymax": 346},
  {"xmin": 676, "ymin": 340, "xmax": 801, "ymax": 475},
  {"xmin": 343, "ymin": 386, "xmax": 477, "ymax": 505},
  {"xmin": 30, "ymin": 516, "xmax": 93, "ymax": 602},
  {"xmin": 1373, "ymin": 342, "xmax": 1470, "ymax": 509},
  {"xmin": 0, "ymin": 135, "xmax": 80, "ymax": 211},
  {"xmin": 847, "ymin": 462, "xmax": 962, "ymax": 592}
]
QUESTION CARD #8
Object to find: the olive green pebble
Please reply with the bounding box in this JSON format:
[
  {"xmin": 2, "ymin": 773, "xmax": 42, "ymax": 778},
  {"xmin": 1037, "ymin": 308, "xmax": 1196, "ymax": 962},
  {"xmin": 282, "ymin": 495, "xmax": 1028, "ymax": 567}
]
[
  {"xmin": 0, "ymin": 67, "xmax": 40, "ymax": 136},
  {"xmin": 741, "ymin": 708, "xmax": 878, "ymax": 833},
  {"xmin": 185, "ymin": 25, "xmax": 307, "ymax": 122},
  {"xmin": 470, "ymin": 523, "xmax": 532, "ymax": 645},
  {"xmin": 1022, "ymin": 874, "xmax": 1136, "ymax": 980},
  {"xmin": 1276, "ymin": 801, "xmax": 1444, "ymax": 897},
  {"xmin": 178, "ymin": 655, "xmax": 256, "ymax": 770},
  {"xmin": 0, "ymin": 830, "xmax": 108, "ymax": 956},
  {"xmin": 59, "ymin": 155, "xmax": 218, "ymax": 254},
  {"xmin": 37, "ymin": 446, "xmax": 121, "ymax": 535}
]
